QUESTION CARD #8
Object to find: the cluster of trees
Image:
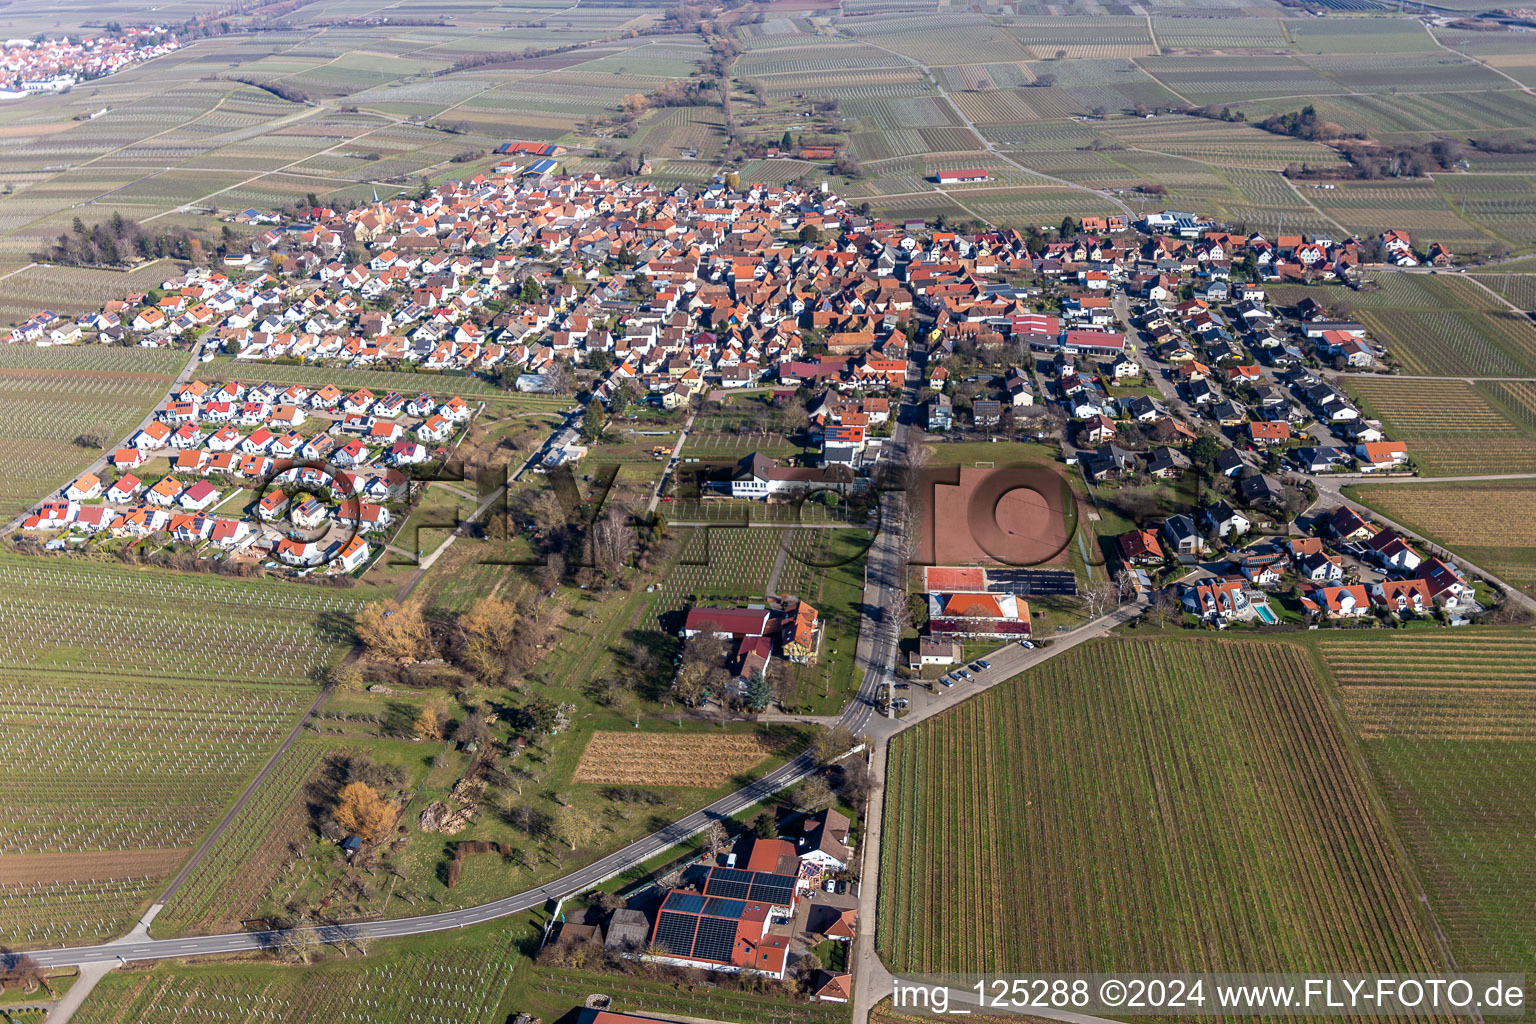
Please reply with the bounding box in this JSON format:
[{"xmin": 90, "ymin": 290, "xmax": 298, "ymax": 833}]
[
  {"xmin": 352, "ymin": 592, "xmax": 560, "ymax": 689},
  {"xmin": 230, "ymin": 76, "xmax": 310, "ymax": 104},
  {"xmin": 1188, "ymin": 104, "xmax": 1248, "ymax": 123},
  {"xmin": 1285, "ymin": 138, "xmax": 1466, "ymax": 181},
  {"xmin": 42, "ymin": 213, "xmax": 212, "ymax": 268},
  {"xmin": 317, "ymin": 752, "xmax": 408, "ymax": 847},
  {"xmin": 1259, "ymin": 105, "xmax": 1348, "ymax": 142},
  {"xmin": 645, "ymin": 76, "xmax": 720, "ymax": 108}
]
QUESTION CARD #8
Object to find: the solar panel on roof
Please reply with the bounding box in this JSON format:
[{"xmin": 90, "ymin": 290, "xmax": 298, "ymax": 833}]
[
  {"xmin": 654, "ymin": 911, "xmax": 699, "ymax": 956},
  {"xmin": 693, "ymin": 915, "xmax": 739, "ymax": 964},
  {"xmin": 703, "ymin": 867, "xmax": 752, "ymax": 899},
  {"xmin": 663, "ymin": 891, "xmax": 706, "ymax": 914},
  {"xmin": 703, "ymin": 897, "xmax": 746, "ymax": 918},
  {"xmin": 748, "ymin": 876, "xmax": 796, "ymax": 905}
]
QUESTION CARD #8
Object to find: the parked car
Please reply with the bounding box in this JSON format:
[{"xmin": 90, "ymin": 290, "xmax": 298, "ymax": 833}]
[
  {"xmin": 1018, "ymin": 639, "xmax": 1035, "ymax": 649},
  {"xmin": 976, "ymin": 659, "xmax": 991, "ymax": 669},
  {"xmin": 823, "ymin": 879, "xmax": 836, "ymax": 892}
]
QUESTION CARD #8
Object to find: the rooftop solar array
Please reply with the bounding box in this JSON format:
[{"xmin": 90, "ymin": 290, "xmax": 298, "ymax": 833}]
[
  {"xmin": 702, "ymin": 867, "xmax": 752, "ymax": 899},
  {"xmin": 704, "ymin": 896, "xmax": 746, "ymax": 918},
  {"xmin": 654, "ymin": 911, "xmax": 700, "ymax": 956},
  {"xmin": 693, "ymin": 915, "xmax": 739, "ymax": 963},
  {"xmin": 702, "ymin": 867, "xmax": 798, "ymax": 905},
  {"xmin": 663, "ymin": 891, "xmax": 705, "ymax": 914}
]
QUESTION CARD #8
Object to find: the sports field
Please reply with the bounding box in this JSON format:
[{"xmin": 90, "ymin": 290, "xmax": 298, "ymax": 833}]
[{"xmin": 879, "ymin": 638, "xmax": 1447, "ymax": 979}]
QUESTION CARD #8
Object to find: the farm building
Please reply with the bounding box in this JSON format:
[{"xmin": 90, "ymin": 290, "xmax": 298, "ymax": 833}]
[
  {"xmin": 495, "ymin": 141, "xmax": 565, "ymax": 157},
  {"xmin": 646, "ymin": 867, "xmax": 800, "ymax": 978},
  {"xmin": 681, "ymin": 607, "xmax": 772, "ymax": 640},
  {"xmin": 936, "ymin": 169, "xmax": 989, "ymax": 184}
]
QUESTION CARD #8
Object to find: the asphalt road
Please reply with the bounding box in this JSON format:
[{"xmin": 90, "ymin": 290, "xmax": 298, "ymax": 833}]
[
  {"xmin": 26, "ymin": 749, "xmax": 821, "ymax": 968},
  {"xmin": 21, "ymin": 366, "xmax": 1145, "ymax": 995},
  {"xmin": 24, "ymin": 376, "xmax": 919, "ymax": 973}
]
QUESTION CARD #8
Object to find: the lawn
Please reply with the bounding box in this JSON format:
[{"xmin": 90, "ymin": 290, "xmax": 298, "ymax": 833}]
[{"xmin": 879, "ymin": 637, "xmax": 1447, "ymax": 980}]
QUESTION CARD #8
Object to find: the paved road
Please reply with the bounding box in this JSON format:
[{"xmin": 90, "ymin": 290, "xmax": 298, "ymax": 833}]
[
  {"xmin": 25, "ymin": 750, "xmax": 821, "ymax": 969},
  {"xmin": 647, "ymin": 405, "xmax": 697, "ymax": 516},
  {"xmin": 20, "ymin": 358, "xmax": 1154, "ymax": 1024}
]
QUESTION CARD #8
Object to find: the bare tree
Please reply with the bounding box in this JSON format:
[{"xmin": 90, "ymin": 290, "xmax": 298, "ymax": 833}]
[
  {"xmin": 1081, "ymin": 578, "xmax": 1119, "ymax": 619},
  {"xmin": 898, "ymin": 434, "xmax": 930, "ymax": 562},
  {"xmin": 536, "ymin": 551, "xmax": 565, "ymax": 593},
  {"xmin": 584, "ymin": 506, "xmax": 636, "ymax": 579},
  {"xmin": 530, "ymin": 489, "xmax": 568, "ymax": 540},
  {"xmin": 811, "ymin": 723, "xmax": 855, "ymax": 764}
]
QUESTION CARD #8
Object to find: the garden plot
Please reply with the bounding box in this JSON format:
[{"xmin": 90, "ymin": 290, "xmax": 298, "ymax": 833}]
[{"xmin": 573, "ymin": 732, "xmax": 779, "ymax": 786}]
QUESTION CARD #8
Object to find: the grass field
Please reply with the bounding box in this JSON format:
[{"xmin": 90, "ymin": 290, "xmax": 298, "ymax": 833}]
[
  {"xmin": 1318, "ymin": 632, "xmax": 1536, "ymax": 985},
  {"xmin": 879, "ymin": 638, "xmax": 1447, "ymax": 981},
  {"xmin": 1345, "ymin": 481, "xmax": 1536, "ymax": 599},
  {"xmin": 0, "ymin": 345, "xmax": 184, "ymax": 521}
]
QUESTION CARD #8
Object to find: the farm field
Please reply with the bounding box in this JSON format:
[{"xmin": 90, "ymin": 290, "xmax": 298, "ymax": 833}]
[
  {"xmin": 73, "ymin": 922, "xmax": 519, "ymax": 1024},
  {"xmin": 878, "ymin": 638, "xmax": 1447, "ymax": 981},
  {"xmin": 0, "ymin": 552, "xmax": 358, "ymax": 945},
  {"xmin": 1345, "ymin": 481, "xmax": 1536, "ymax": 599},
  {"xmin": 572, "ymin": 730, "xmax": 781, "ymax": 786},
  {"xmin": 1318, "ymin": 633, "xmax": 1536, "ymax": 986},
  {"xmin": 150, "ymin": 738, "xmax": 333, "ymax": 938},
  {"xmin": 1341, "ymin": 377, "xmax": 1536, "ymax": 476},
  {"xmin": 0, "ymin": 345, "xmax": 185, "ymax": 522}
]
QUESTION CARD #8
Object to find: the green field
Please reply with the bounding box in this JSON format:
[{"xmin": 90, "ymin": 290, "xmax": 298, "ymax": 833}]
[{"xmin": 879, "ymin": 638, "xmax": 1447, "ymax": 980}]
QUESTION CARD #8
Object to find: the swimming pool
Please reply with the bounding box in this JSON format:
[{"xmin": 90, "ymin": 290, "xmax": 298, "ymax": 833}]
[{"xmin": 1255, "ymin": 605, "xmax": 1278, "ymax": 624}]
